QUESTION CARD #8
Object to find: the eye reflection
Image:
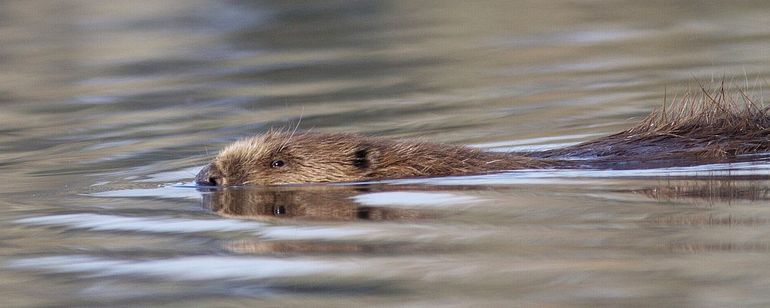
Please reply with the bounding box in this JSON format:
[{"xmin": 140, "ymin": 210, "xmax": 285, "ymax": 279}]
[{"xmin": 202, "ymin": 186, "xmax": 438, "ymax": 222}]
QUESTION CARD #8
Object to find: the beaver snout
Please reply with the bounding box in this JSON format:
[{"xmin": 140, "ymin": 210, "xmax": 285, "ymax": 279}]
[{"xmin": 195, "ymin": 163, "xmax": 221, "ymax": 186}]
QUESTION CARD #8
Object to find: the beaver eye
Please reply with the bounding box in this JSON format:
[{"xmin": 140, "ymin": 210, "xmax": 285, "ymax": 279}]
[{"xmin": 271, "ymin": 160, "xmax": 285, "ymax": 168}]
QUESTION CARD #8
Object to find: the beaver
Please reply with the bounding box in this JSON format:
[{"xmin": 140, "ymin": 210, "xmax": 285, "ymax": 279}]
[
  {"xmin": 196, "ymin": 87, "xmax": 770, "ymax": 186},
  {"xmin": 195, "ymin": 132, "xmax": 560, "ymax": 185}
]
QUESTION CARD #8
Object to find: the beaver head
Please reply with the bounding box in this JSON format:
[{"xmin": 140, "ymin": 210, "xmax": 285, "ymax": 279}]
[
  {"xmin": 195, "ymin": 131, "xmax": 551, "ymax": 186},
  {"xmin": 196, "ymin": 131, "xmax": 388, "ymax": 185}
]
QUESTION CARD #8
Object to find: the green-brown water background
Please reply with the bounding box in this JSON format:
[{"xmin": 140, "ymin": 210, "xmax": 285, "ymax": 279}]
[{"xmin": 3, "ymin": 1, "xmax": 770, "ymax": 306}]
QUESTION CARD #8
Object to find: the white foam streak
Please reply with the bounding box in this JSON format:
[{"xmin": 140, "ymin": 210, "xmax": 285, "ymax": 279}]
[
  {"xmin": 387, "ymin": 161, "xmax": 770, "ymax": 185},
  {"xmin": 352, "ymin": 192, "xmax": 481, "ymax": 207},
  {"xmin": 88, "ymin": 186, "xmax": 202, "ymax": 200},
  {"xmin": 16, "ymin": 213, "xmax": 378, "ymax": 240},
  {"xmin": 8, "ymin": 255, "xmax": 344, "ymax": 281},
  {"xmin": 17, "ymin": 214, "xmax": 265, "ymax": 233}
]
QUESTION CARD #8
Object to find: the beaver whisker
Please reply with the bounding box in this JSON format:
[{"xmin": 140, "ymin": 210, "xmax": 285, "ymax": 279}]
[{"xmin": 278, "ymin": 110, "xmax": 304, "ymax": 153}]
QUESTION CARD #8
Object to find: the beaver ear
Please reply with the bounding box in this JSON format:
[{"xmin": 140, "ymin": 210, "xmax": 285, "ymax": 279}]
[{"xmin": 352, "ymin": 146, "xmax": 379, "ymax": 169}]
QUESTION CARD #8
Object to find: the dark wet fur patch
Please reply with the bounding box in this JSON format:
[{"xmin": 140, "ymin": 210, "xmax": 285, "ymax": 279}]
[{"xmin": 353, "ymin": 149, "xmax": 370, "ymax": 169}]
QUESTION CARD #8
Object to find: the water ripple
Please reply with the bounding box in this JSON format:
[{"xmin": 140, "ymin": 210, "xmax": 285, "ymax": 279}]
[{"xmin": 8, "ymin": 255, "xmax": 347, "ymax": 281}]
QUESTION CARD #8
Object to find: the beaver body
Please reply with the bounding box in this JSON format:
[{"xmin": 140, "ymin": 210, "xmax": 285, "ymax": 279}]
[
  {"xmin": 196, "ymin": 89, "xmax": 770, "ymax": 186},
  {"xmin": 196, "ymin": 132, "xmax": 562, "ymax": 186}
]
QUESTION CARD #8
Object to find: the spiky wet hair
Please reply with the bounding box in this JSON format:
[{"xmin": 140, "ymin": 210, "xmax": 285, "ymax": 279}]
[{"xmin": 539, "ymin": 84, "xmax": 770, "ymax": 161}]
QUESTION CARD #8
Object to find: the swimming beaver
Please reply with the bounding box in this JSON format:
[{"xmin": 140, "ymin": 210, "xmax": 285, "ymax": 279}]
[{"xmin": 196, "ymin": 88, "xmax": 770, "ymax": 186}]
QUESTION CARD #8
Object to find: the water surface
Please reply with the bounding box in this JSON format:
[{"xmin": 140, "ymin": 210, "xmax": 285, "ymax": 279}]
[{"xmin": 3, "ymin": 1, "xmax": 770, "ymax": 306}]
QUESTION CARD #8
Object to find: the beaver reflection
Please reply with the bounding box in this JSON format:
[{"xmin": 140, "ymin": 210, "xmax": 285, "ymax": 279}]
[
  {"xmin": 633, "ymin": 178, "xmax": 770, "ymax": 204},
  {"xmin": 201, "ymin": 186, "xmax": 435, "ymax": 221},
  {"xmin": 200, "ymin": 186, "xmax": 446, "ymax": 256},
  {"xmin": 201, "ymin": 179, "xmax": 770, "ymax": 221},
  {"xmin": 635, "ymin": 179, "xmax": 770, "ymax": 253}
]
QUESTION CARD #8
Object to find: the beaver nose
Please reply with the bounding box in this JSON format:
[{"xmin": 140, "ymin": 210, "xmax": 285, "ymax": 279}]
[{"xmin": 195, "ymin": 163, "xmax": 221, "ymax": 186}]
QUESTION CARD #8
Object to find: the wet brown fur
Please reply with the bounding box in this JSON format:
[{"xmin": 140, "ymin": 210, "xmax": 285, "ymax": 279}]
[
  {"xmin": 198, "ymin": 86, "xmax": 770, "ymax": 186},
  {"xmin": 203, "ymin": 130, "xmax": 558, "ymax": 185},
  {"xmin": 537, "ymin": 85, "xmax": 770, "ymax": 162}
]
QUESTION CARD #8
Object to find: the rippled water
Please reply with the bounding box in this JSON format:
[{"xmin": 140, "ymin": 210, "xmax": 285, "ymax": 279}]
[{"xmin": 4, "ymin": 1, "xmax": 770, "ymax": 306}]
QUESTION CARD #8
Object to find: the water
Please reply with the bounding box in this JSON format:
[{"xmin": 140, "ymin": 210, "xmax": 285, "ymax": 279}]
[{"xmin": 3, "ymin": 0, "xmax": 770, "ymax": 306}]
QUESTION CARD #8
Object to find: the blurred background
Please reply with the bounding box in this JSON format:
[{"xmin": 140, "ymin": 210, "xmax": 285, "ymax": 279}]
[
  {"xmin": 3, "ymin": 1, "xmax": 770, "ymax": 306},
  {"xmin": 4, "ymin": 0, "xmax": 770, "ymax": 186}
]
